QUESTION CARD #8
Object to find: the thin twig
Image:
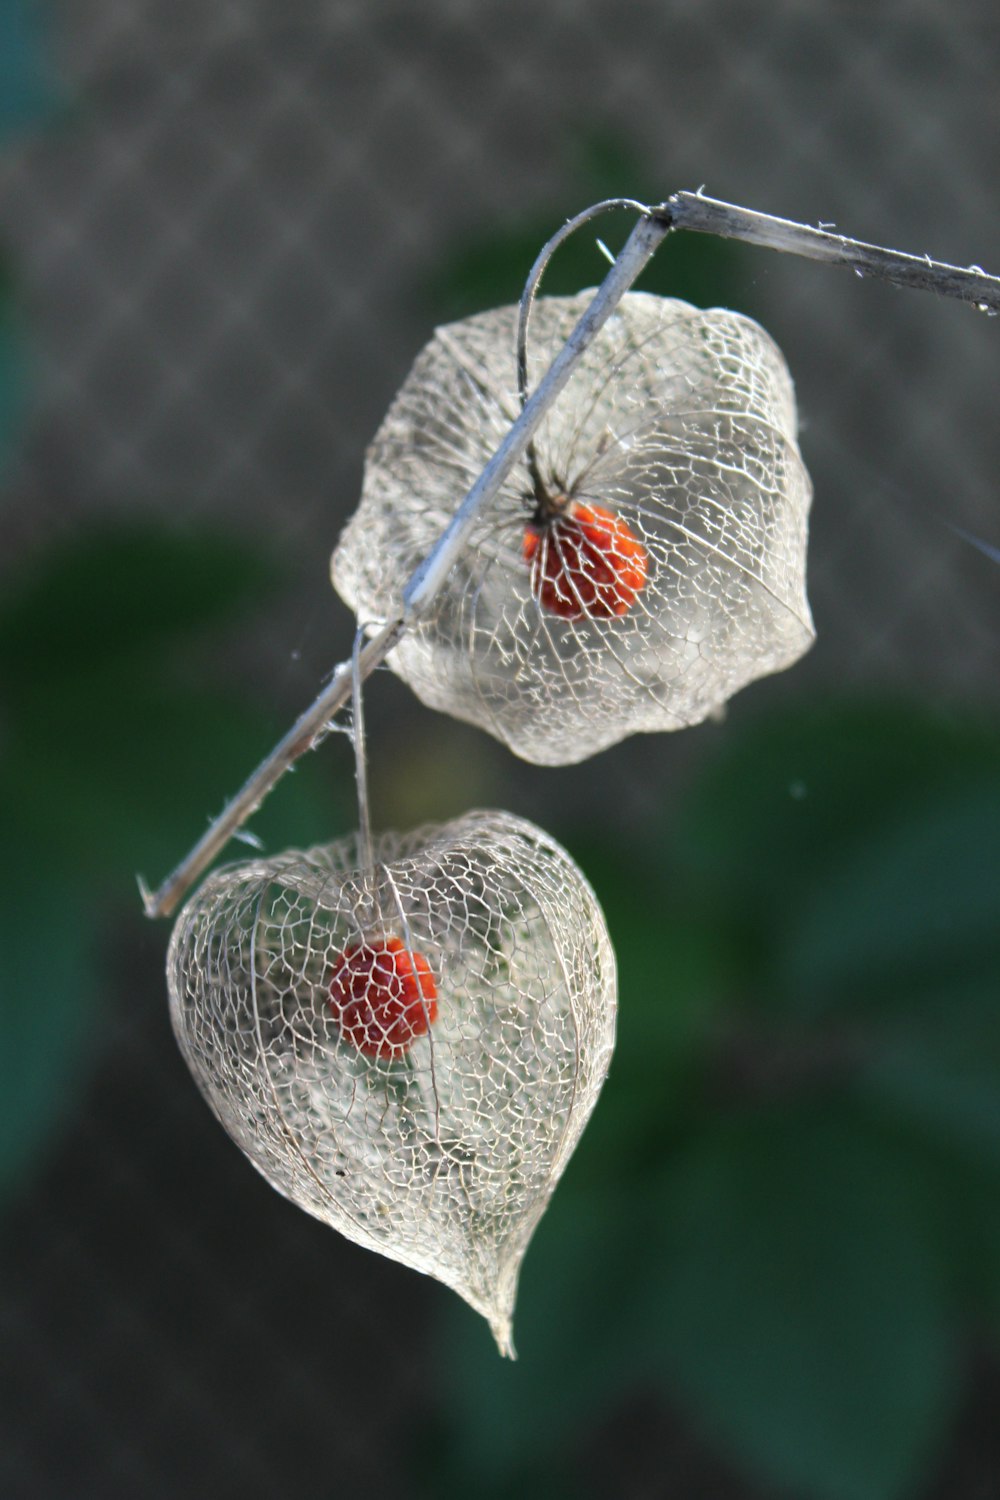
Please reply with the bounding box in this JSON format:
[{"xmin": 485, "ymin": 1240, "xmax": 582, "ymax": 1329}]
[
  {"xmin": 141, "ymin": 191, "xmax": 1000, "ymax": 920},
  {"xmin": 401, "ymin": 210, "xmax": 671, "ymax": 613},
  {"xmin": 661, "ymin": 190, "xmax": 1000, "ymax": 310},
  {"xmin": 139, "ymin": 618, "xmax": 402, "ymax": 918},
  {"xmin": 141, "ymin": 210, "xmax": 671, "ymax": 917},
  {"xmin": 351, "ymin": 626, "xmax": 375, "ymax": 878},
  {"xmin": 516, "ymin": 197, "xmax": 652, "ymax": 507},
  {"xmin": 515, "ymin": 197, "xmax": 653, "ymax": 407}
]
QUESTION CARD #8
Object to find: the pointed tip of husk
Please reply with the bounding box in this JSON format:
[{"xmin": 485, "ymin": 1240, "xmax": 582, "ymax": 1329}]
[
  {"xmin": 490, "ymin": 1313, "xmax": 517, "ymax": 1360},
  {"xmin": 454, "ymin": 1267, "xmax": 519, "ymax": 1359}
]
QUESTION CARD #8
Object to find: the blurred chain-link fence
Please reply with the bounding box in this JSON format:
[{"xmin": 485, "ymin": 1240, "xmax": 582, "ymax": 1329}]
[
  {"xmin": 3, "ymin": 2, "xmax": 998, "ymax": 696},
  {"xmin": 2, "ymin": 4, "xmax": 999, "ymax": 1498}
]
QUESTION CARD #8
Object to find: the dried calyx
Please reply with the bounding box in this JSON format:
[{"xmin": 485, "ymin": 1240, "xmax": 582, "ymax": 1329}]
[
  {"xmin": 167, "ymin": 811, "xmax": 617, "ymax": 1356},
  {"xmin": 331, "ymin": 291, "xmax": 814, "ymax": 766}
]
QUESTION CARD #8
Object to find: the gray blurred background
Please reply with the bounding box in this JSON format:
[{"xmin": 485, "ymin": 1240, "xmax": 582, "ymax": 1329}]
[
  {"xmin": 4, "ymin": 0, "xmax": 999, "ymax": 698},
  {"xmin": 1, "ymin": 3, "xmax": 999, "ymax": 1498}
]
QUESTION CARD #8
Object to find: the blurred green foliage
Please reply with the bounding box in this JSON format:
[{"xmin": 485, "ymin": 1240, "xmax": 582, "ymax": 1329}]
[
  {"xmin": 428, "ymin": 700, "xmax": 1000, "ymax": 1500},
  {"xmin": 421, "ymin": 128, "xmax": 758, "ymax": 327},
  {"xmin": 0, "ymin": 521, "xmax": 345, "ymax": 1201}
]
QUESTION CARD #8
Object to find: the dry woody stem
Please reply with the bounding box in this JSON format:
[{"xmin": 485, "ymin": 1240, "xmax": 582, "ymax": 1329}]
[{"xmin": 141, "ymin": 191, "xmax": 1000, "ymax": 920}]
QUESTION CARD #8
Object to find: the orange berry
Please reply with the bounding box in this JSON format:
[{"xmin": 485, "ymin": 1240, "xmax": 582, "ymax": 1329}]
[
  {"xmin": 523, "ymin": 502, "xmax": 649, "ymax": 621},
  {"xmin": 329, "ymin": 936, "xmax": 438, "ymax": 1060}
]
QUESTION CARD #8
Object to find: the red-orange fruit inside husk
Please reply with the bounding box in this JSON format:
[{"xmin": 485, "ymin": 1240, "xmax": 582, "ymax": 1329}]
[
  {"xmin": 523, "ymin": 502, "xmax": 649, "ymax": 620},
  {"xmin": 329, "ymin": 936, "xmax": 438, "ymax": 1059}
]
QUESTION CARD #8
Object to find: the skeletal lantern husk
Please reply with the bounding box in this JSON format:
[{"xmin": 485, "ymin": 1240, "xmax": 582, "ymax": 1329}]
[
  {"xmin": 167, "ymin": 810, "xmax": 616, "ymax": 1356},
  {"xmin": 332, "ymin": 291, "xmax": 815, "ymax": 765}
]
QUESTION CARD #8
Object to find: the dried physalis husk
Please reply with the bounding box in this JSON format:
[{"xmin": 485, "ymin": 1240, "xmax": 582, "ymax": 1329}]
[
  {"xmin": 167, "ymin": 810, "xmax": 616, "ymax": 1355},
  {"xmin": 332, "ymin": 291, "xmax": 814, "ymax": 765}
]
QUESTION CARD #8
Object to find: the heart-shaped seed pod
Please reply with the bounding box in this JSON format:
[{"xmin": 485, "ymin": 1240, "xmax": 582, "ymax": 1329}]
[
  {"xmin": 167, "ymin": 810, "xmax": 616, "ymax": 1356},
  {"xmin": 332, "ymin": 291, "xmax": 814, "ymax": 765}
]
